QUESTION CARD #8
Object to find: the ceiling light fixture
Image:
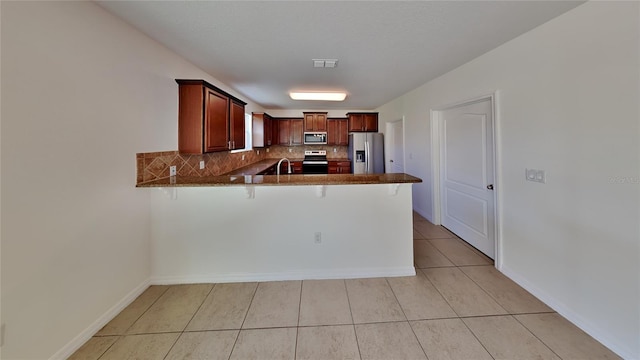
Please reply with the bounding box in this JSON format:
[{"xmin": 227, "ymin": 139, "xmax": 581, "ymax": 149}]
[{"xmin": 290, "ymin": 92, "xmax": 347, "ymax": 101}]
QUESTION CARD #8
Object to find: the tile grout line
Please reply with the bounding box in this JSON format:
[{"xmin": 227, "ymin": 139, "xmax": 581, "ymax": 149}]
[
  {"xmin": 159, "ymin": 284, "xmax": 217, "ymax": 360},
  {"xmin": 417, "ymin": 268, "xmax": 464, "ymax": 319},
  {"xmin": 94, "ymin": 335, "xmax": 122, "ymax": 360},
  {"xmin": 121, "ymin": 285, "xmax": 171, "ymax": 336},
  {"xmin": 294, "ymin": 280, "xmax": 303, "ymax": 360},
  {"xmin": 228, "ymin": 281, "xmax": 260, "ymax": 360},
  {"xmin": 384, "ymin": 277, "xmax": 430, "ymax": 360},
  {"xmin": 343, "ymin": 279, "xmax": 363, "ymax": 360},
  {"xmin": 512, "ymin": 314, "xmax": 564, "ymax": 359},
  {"xmin": 458, "ymin": 316, "xmax": 497, "ymax": 360},
  {"xmin": 96, "ymin": 285, "xmax": 172, "ymax": 359}
]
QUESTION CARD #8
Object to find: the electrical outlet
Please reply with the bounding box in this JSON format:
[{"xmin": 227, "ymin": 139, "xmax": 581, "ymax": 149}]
[
  {"xmin": 266, "ymin": 148, "xmax": 270, "ymax": 153},
  {"xmin": 199, "ymin": 161, "xmax": 205, "ymax": 169},
  {"xmin": 333, "ymin": 148, "xmax": 337, "ymax": 153},
  {"xmin": 289, "ymin": 148, "xmax": 292, "ymax": 153},
  {"xmin": 314, "ymin": 232, "xmax": 322, "ymax": 244},
  {"xmin": 257, "ymin": 150, "xmax": 260, "ymax": 155},
  {"xmin": 169, "ymin": 165, "xmax": 177, "ymax": 177},
  {"xmin": 242, "ymin": 154, "xmax": 245, "ymax": 161}
]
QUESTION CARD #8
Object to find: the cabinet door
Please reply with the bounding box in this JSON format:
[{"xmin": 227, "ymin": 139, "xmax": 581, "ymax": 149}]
[
  {"xmin": 265, "ymin": 115, "xmax": 272, "ymax": 146},
  {"xmin": 364, "ymin": 113, "xmax": 378, "ymax": 132},
  {"xmin": 304, "ymin": 114, "xmax": 315, "ymax": 132},
  {"xmin": 327, "ymin": 119, "xmax": 337, "ymax": 145},
  {"xmin": 292, "ymin": 161, "xmax": 303, "ymax": 174},
  {"xmin": 315, "ymin": 113, "xmax": 327, "ymax": 131},
  {"xmin": 290, "ymin": 119, "xmax": 304, "ymax": 145},
  {"xmin": 272, "ymin": 118, "xmax": 280, "ymax": 146},
  {"xmin": 204, "ymin": 87, "xmax": 230, "ymax": 152},
  {"xmin": 230, "ymin": 100, "xmax": 245, "ymax": 149},
  {"xmin": 278, "ymin": 119, "xmax": 291, "ymax": 145},
  {"xmin": 338, "ymin": 161, "xmax": 351, "ymax": 174},
  {"xmin": 337, "ymin": 119, "xmax": 349, "ymax": 145},
  {"xmin": 348, "ymin": 114, "xmax": 364, "ymax": 132},
  {"xmin": 252, "ymin": 113, "xmax": 272, "ymax": 148},
  {"xmin": 304, "ymin": 113, "xmax": 328, "ymax": 131}
]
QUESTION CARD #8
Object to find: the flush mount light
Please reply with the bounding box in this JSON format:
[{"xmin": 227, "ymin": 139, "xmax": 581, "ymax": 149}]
[{"xmin": 290, "ymin": 92, "xmax": 347, "ymax": 101}]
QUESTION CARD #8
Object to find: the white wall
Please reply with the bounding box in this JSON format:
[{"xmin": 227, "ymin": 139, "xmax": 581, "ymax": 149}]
[
  {"xmin": 0, "ymin": 2, "xmax": 263, "ymax": 359},
  {"xmin": 376, "ymin": 2, "xmax": 639, "ymax": 358},
  {"xmin": 149, "ymin": 184, "xmax": 414, "ymax": 283}
]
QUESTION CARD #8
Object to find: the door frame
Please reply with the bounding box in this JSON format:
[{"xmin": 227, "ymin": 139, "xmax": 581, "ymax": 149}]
[
  {"xmin": 430, "ymin": 92, "xmax": 503, "ymax": 268},
  {"xmin": 385, "ymin": 117, "xmax": 406, "ymax": 173}
]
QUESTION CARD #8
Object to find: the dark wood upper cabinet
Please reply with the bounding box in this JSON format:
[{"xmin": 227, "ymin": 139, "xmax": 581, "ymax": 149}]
[
  {"xmin": 230, "ymin": 99, "xmax": 245, "ymax": 150},
  {"xmin": 274, "ymin": 118, "xmax": 304, "ymax": 146},
  {"xmin": 204, "ymin": 87, "xmax": 230, "ymax": 152},
  {"xmin": 252, "ymin": 112, "xmax": 273, "ymax": 147},
  {"xmin": 327, "ymin": 118, "xmax": 349, "ymax": 146},
  {"xmin": 291, "ymin": 118, "xmax": 304, "ymax": 145},
  {"xmin": 303, "ymin": 112, "xmax": 328, "ymax": 132},
  {"xmin": 347, "ymin": 112, "xmax": 378, "ymax": 132},
  {"xmin": 276, "ymin": 118, "xmax": 290, "ymax": 145},
  {"xmin": 176, "ymin": 79, "xmax": 247, "ymax": 154}
]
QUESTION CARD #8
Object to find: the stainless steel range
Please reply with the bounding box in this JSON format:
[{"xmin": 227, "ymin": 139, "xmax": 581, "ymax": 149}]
[{"xmin": 302, "ymin": 150, "xmax": 328, "ymax": 174}]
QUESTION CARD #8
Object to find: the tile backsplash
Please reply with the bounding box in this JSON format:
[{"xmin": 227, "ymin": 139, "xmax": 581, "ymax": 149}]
[
  {"xmin": 136, "ymin": 145, "xmax": 348, "ymax": 184},
  {"xmin": 266, "ymin": 145, "xmax": 348, "ymax": 160}
]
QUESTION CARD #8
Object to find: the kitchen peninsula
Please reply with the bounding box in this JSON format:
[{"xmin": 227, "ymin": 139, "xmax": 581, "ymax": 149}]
[
  {"xmin": 137, "ymin": 79, "xmax": 421, "ymax": 284},
  {"xmin": 140, "ymin": 171, "xmax": 421, "ymax": 284}
]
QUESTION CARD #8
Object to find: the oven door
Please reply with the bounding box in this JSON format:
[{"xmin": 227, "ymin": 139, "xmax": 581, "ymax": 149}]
[
  {"xmin": 303, "ymin": 132, "xmax": 327, "ymax": 145},
  {"xmin": 302, "ymin": 160, "xmax": 329, "ymax": 174}
]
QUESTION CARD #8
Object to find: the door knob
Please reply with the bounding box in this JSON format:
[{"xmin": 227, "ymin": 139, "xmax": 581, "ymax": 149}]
[{"xmin": 487, "ymin": 184, "xmax": 494, "ymax": 190}]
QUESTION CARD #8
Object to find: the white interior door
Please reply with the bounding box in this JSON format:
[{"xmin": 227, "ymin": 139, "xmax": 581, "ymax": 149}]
[
  {"xmin": 440, "ymin": 99, "xmax": 495, "ymax": 259},
  {"xmin": 387, "ymin": 120, "xmax": 405, "ymax": 173}
]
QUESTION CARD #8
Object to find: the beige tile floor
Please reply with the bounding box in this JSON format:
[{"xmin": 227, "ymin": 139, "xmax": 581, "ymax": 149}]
[{"xmin": 70, "ymin": 213, "xmax": 621, "ymax": 360}]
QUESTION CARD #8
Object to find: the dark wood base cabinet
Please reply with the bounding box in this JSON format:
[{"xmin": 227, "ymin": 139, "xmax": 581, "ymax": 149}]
[{"xmin": 328, "ymin": 161, "xmax": 351, "ymax": 174}]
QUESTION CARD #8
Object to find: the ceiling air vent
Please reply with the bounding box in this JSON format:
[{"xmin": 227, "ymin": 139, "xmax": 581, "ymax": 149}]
[{"xmin": 312, "ymin": 59, "xmax": 338, "ymax": 68}]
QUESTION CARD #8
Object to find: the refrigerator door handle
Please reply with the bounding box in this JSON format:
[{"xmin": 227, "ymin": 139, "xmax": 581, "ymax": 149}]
[{"xmin": 365, "ymin": 141, "xmax": 370, "ymax": 173}]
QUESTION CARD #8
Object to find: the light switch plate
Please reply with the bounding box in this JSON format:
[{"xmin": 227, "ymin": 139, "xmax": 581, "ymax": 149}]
[
  {"xmin": 199, "ymin": 161, "xmax": 205, "ymax": 169},
  {"xmin": 526, "ymin": 168, "xmax": 546, "ymax": 183},
  {"xmin": 526, "ymin": 168, "xmax": 537, "ymax": 181}
]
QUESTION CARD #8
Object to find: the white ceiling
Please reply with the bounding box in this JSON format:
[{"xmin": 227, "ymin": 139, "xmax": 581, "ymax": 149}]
[{"xmin": 96, "ymin": 1, "xmax": 583, "ymax": 110}]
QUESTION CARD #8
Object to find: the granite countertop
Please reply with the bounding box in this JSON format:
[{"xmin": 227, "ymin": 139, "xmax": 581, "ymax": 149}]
[{"xmin": 136, "ymin": 173, "xmax": 422, "ymax": 187}]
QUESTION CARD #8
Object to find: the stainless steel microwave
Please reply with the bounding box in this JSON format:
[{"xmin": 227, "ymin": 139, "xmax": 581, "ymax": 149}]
[{"xmin": 303, "ymin": 132, "xmax": 327, "ymax": 145}]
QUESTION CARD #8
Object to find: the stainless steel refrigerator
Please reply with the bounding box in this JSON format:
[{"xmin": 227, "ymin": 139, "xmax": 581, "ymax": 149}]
[{"xmin": 348, "ymin": 133, "xmax": 385, "ymax": 174}]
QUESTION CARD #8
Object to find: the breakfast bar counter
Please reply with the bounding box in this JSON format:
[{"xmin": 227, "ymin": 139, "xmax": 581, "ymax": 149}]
[{"xmin": 136, "ymin": 173, "xmax": 422, "ymax": 187}]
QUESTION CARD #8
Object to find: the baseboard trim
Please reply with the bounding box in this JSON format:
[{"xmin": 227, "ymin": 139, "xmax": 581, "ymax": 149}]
[
  {"xmin": 499, "ymin": 265, "xmax": 632, "ymax": 360},
  {"xmin": 413, "ymin": 206, "xmax": 433, "ymax": 223},
  {"xmin": 150, "ymin": 267, "xmax": 416, "ymax": 285},
  {"xmin": 49, "ymin": 279, "xmax": 150, "ymax": 360}
]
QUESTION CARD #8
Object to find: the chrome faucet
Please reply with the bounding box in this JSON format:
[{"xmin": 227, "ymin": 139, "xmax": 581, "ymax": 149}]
[{"xmin": 277, "ymin": 158, "xmax": 292, "ymax": 175}]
